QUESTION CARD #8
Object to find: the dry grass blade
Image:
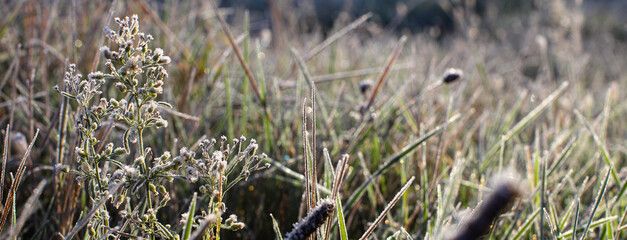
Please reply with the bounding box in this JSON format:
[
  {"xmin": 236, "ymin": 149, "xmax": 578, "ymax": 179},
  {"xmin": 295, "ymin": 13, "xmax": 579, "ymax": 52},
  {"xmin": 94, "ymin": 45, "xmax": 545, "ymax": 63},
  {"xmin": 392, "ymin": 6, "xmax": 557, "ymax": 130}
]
[
  {"xmin": 303, "ymin": 12, "xmax": 373, "ymax": 61},
  {"xmin": 190, "ymin": 214, "xmax": 218, "ymax": 240},
  {"xmin": 264, "ymin": 157, "xmax": 332, "ymax": 195},
  {"xmin": 323, "ymin": 154, "xmax": 350, "ymax": 240},
  {"xmin": 6, "ymin": 179, "xmax": 47, "ymax": 239},
  {"xmin": 481, "ymin": 81, "xmax": 569, "ymax": 170},
  {"xmin": 311, "ymin": 88, "xmax": 318, "ymax": 209},
  {"xmin": 0, "ymin": 128, "xmax": 39, "ymax": 233},
  {"xmin": 359, "ymin": 176, "xmax": 415, "ymax": 240},
  {"xmin": 63, "ymin": 180, "xmax": 125, "ymax": 240},
  {"xmin": 280, "ymin": 63, "xmax": 413, "ymax": 89},
  {"xmin": 207, "ymin": 33, "xmax": 247, "ymax": 89},
  {"xmin": 291, "ymin": 49, "xmax": 334, "ymax": 144},
  {"xmin": 135, "ymin": 0, "xmax": 190, "ymax": 60},
  {"xmin": 363, "ymin": 36, "xmax": 407, "ymax": 114},
  {"xmin": 1, "ymin": 124, "xmax": 9, "ymax": 203},
  {"xmin": 209, "ymin": 0, "xmax": 271, "ymax": 120},
  {"xmin": 345, "ymin": 113, "xmax": 460, "ymax": 210},
  {"xmin": 159, "ymin": 106, "xmax": 200, "ymax": 121}
]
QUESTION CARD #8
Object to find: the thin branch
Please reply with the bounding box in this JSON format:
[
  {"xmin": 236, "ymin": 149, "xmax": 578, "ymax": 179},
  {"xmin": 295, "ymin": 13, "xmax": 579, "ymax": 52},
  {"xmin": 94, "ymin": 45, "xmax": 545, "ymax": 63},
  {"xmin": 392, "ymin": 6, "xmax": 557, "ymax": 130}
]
[{"xmin": 359, "ymin": 176, "xmax": 415, "ymax": 240}]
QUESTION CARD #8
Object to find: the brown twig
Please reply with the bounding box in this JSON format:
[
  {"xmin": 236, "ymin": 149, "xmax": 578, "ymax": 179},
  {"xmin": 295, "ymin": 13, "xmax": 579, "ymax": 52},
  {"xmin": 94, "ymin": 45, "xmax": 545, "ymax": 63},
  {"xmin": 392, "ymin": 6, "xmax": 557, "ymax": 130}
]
[
  {"xmin": 359, "ymin": 176, "xmax": 415, "ymax": 240},
  {"xmin": 323, "ymin": 154, "xmax": 350, "ymax": 240},
  {"xmin": 0, "ymin": 125, "xmax": 9, "ymax": 204},
  {"xmin": 6, "ymin": 179, "xmax": 47, "ymax": 239},
  {"xmin": 363, "ymin": 36, "xmax": 407, "ymax": 115},
  {"xmin": 63, "ymin": 180, "xmax": 125, "ymax": 240},
  {"xmin": 0, "ymin": 129, "xmax": 39, "ymax": 233},
  {"xmin": 209, "ymin": 0, "xmax": 273, "ymax": 121}
]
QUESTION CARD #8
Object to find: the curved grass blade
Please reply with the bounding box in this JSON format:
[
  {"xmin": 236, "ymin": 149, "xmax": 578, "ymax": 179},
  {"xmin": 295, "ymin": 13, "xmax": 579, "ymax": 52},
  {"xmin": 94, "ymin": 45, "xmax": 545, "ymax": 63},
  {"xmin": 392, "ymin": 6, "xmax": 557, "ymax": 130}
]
[
  {"xmin": 344, "ymin": 114, "xmax": 459, "ymax": 211},
  {"xmin": 0, "ymin": 129, "xmax": 39, "ymax": 233},
  {"xmin": 512, "ymin": 208, "xmax": 541, "ymax": 240},
  {"xmin": 270, "ymin": 214, "xmax": 284, "ymax": 240}
]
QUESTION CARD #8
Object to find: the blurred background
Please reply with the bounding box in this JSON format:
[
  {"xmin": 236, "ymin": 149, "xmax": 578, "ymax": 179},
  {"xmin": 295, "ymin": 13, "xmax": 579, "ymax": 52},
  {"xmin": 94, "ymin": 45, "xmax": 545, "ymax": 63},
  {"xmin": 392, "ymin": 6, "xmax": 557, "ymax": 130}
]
[{"xmin": 1, "ymin": 0, "xmax": 627, "ymax": 239}]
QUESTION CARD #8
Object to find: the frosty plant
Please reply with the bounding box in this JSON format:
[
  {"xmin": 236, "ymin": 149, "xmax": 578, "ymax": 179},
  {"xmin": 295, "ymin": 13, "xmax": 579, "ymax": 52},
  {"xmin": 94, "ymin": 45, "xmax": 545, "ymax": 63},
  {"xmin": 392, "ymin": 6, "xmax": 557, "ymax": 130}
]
[{"xmin": 55, "ymin": 15, "xmax": 267, "ymax": 239}]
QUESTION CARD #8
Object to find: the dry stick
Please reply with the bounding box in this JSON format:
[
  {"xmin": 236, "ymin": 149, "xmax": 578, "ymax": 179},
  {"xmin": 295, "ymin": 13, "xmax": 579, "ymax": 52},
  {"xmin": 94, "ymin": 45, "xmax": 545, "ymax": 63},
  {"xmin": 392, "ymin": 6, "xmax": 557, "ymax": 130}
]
[
  {"xmin": 0, "ymin": 129, "xmax": 39, "ymax": 232},
  {"xmin": 303, "ymin": 13, "xmax": 373, "ymax": 61},
  {"xmin": 311, "ymin": 88, "xmax": 318, "ymax": 210},
  {"xmin": 63, "ymin": 180, "xmax": 125, "ymax": 240},
  {"xmin": 6, "ymin": 179, "xmax": 47, "ymax": 239},
  {"xmin": 209, "ymin": 0, "xmax": 273, "ymax": 121},
  {"xmin": 1, "ymin": 125, "xmax": 9, "ymax": 205},
  {"xmin": 190, "ymin": 214, "xmax": 218, "ymax": 240},
  {"xmin": 359, "ymin": 176, "xmax": 415, "ymax": 240},
  {"xmin": 159, "ymin": 106, "xmax": 201, "ymax": 121},
  {"xmin": 363, "ymin": 36, "xmax": 407, "ymax": 115},
  {"xmin": 113, "ymin": 202, "xmax": 143, "ymax": 240},
  {"xmin": 323, "ymin": 154, "xmax": 350, "ymax": 240}
]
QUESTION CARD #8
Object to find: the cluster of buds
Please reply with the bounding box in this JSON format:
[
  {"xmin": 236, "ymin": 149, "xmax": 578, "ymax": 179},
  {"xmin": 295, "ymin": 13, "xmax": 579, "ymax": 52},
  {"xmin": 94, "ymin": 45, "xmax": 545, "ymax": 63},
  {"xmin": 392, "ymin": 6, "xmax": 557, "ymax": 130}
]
[
  {"xmin": 180, "ymin": 136, "xmax": 270, "ymax": 197},
  {"xmin": 101, "ymin": 15, "xmax": 170, "ymax": 101},
  {"xmin": 54, "ymin": 64, "xmax": 104, "ymax": 106}
]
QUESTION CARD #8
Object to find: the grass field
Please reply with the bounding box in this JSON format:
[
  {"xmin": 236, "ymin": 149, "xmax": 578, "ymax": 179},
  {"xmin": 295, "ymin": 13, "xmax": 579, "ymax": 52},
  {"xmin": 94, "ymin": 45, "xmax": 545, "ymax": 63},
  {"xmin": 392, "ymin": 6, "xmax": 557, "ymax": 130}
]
[{"xmin": 0, "ymin": 0, "xmax": 626, "ymax": 239}]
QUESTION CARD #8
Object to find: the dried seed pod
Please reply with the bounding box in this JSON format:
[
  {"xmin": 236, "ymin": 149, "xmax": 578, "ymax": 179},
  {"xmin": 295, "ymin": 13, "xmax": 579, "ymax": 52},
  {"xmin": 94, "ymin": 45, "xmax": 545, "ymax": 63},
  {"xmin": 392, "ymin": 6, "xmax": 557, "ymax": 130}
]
[
  {"xmin": 451, "ymin": 177, "xmax": 522, "ymax": 240},
  {"xmin": 285, "ymin": 198, "xmax": 335, "ymax": 240},
  {"xmin": 442, "ymin": 68, "xmax": 463, "ymax": 84},
  {"xmin": 359, "ymin": 80, "xmax": 373, "ymax": 94}
]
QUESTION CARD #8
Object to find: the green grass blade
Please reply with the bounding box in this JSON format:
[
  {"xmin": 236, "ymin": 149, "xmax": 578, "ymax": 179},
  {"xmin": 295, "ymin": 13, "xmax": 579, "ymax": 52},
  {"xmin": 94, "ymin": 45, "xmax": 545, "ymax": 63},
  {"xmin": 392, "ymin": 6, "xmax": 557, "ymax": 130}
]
[
  {"xmin": 182, "ymin": 192, "xmax": 198, "ymax": 240},
  {"xmin": 580, "ymin": 166, "xmax": 612, "ymax": 240},
  {"xmin": 572, "ymin": 199, "xmax": 580, "ymax": 240},
  {"xmin": 558, "ymin": 216, "xmax": 618, "ymax": 239},
  {"xmin": 482, "ymin": 81, "xmax": 569, "ymax": 171},
  {"xmin": 337, "ymin": 197, "xmax": 348, "ymax": 240},
  {"xmin": 344, "ymin": 114, "xmax": 460, "ymax": 211},
  {"xmin": 512, "ymin": 208, "xmax": 541, "ymax": 240},
  {"xmin": 270, "ymin": 214, "xmax": 283, "ymax": 240},
  {"xmin": 574, "ymin": 109, "xmax": 620, "ymax": 186},
  {"xmin": 559, "ymin": 200, "xmax": 576, "ymax": 233}
]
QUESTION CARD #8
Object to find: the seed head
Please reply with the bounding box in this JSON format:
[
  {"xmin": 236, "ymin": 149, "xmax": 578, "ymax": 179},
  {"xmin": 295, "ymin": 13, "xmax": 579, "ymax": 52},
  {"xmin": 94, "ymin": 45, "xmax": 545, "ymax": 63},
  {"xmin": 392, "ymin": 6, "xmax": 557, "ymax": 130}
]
[
  {"xmin": 285, "ymin": 198, "xmax": 336, "ymax": 240},
  {"xmin": 442, "ymin": 68, "xmax": 463, "ymax": 84},
  {"xmin": 451, "ymin": 175, "xmax": 522, "ymax": 240},
  {"xmin": 359, "ymin": 80, "xmax": 373, "ymax": 94}
]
